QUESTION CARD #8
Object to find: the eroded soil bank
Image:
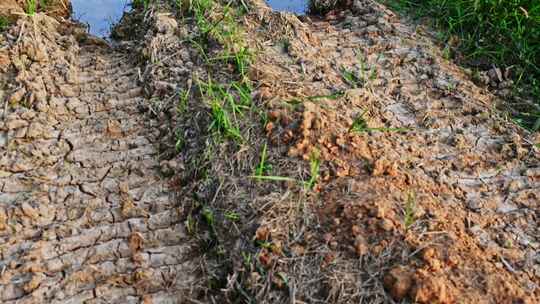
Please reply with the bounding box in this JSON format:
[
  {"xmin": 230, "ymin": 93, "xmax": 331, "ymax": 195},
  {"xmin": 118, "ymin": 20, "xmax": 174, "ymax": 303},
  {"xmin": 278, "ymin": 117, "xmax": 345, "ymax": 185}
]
[{"xmin": 0, "ymin": 0, "xmax": 539, "ymax": 303}]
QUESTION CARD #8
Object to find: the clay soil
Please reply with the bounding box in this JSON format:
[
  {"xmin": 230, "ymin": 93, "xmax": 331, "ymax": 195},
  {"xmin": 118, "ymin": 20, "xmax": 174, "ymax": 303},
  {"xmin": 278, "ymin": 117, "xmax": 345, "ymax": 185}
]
[{"xmin": 0, "ymin": 0, "xmax": 539, "ymax": 303}]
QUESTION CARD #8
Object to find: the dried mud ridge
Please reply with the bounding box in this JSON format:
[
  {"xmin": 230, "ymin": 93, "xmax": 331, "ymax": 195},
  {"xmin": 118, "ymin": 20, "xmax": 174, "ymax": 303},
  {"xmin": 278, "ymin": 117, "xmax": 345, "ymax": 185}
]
[
  {"xmin": 0, "ymin": 0, "xmax": 539, "ymax": 303},
  {"xmin": 0, "ymin": 16, "xmax": 196, "ymax": 303}
]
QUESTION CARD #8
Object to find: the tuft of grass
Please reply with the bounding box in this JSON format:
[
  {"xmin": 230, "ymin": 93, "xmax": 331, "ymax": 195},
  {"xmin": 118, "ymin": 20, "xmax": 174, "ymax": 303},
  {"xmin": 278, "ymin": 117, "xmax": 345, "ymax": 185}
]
[
  {"xmin": 381, "ymin": 0, "xmax": 540, "ymax": 130},
  {"xmin": 26, "ymin": 0, "xmax": 37, "ymax": 15},
  {"xmin": 0, "ymin": 17, "xmax": 9, "ymax": 32},
  {"xmin": 250, "ymin": 148, "xmax": 321, "ymax": 191},
  {"xmin": 306, "ymin": 149, "xmax": 320, "ymax": 190},
  {"xmin": 175, "ymin": 130, "xmax": 185, "ymax": 153},
  {"xmin": 255, "ymin": 143, "xmax": 271, "ymax": 176},
  {"xmin": 350, "ymin": 110, "xmax": 411, "ymax": 133},
  {"xmin": 340, "ymin": 66, "xmax": 363, "ymax": 88},
  {"xmin": 195, "ymin": 78, "xmax": 248, "ymax": 142},
  {"xmin": 133, "ymin": 0, "xmax": 151, "ymax": 10},
  {"xmin": 340, "ymin": 54, "xmax": 377, "ymax": 88},
  {"xmin": 224, "ymin": 210, "xmax": 240, "ymax": 222}
]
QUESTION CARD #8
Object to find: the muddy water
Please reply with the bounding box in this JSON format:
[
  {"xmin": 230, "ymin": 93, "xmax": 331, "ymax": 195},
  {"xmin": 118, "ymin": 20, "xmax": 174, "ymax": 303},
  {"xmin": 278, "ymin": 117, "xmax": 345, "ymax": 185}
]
[
  {"xmin": 71, "ymin": 0, "xmax": 131, "ymax": 37},
  {"xmin": 266, "ymin": 0, "xmax": 309, "ymax": 14}
]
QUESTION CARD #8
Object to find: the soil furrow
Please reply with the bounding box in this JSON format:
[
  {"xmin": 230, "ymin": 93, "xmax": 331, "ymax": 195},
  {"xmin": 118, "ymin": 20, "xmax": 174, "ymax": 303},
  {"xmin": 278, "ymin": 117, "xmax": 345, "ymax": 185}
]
[{"xmin": 0, "ymin": 13, "xmax": 194, "ymax": 304}]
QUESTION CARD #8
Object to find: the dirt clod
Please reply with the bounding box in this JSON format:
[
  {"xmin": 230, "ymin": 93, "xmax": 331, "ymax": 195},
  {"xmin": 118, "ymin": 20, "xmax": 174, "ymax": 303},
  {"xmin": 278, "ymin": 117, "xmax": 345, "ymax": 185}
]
[{"xmin": 384, "ymin": 266, "xmax": 414, "ymax": 300}]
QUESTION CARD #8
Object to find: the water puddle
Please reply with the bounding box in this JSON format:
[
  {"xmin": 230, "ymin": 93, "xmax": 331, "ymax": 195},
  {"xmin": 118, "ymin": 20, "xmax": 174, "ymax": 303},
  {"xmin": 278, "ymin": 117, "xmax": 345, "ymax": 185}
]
[
  {"xmin": 71, "ymin": 0, "xmax": 131, "ymax": 37},
  {"xmin": 266, "ymin": 0, "xmax": 309, "ymax": 15}
]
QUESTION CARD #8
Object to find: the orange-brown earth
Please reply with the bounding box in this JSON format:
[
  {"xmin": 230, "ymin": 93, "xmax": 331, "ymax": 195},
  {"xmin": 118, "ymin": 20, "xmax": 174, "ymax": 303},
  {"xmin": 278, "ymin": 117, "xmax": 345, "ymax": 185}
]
[
  {"xmin": 243, "ymin": 0, "xmax": 539, "ymax": 303},
  {"xmin": 0, "ymin": 0, "xmax": 539, "ymax": 303}
]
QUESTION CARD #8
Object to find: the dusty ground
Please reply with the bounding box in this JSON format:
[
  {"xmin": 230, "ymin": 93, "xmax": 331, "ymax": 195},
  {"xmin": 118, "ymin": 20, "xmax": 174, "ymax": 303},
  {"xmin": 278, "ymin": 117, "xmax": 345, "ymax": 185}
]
[{"xmin": 0, "ymin": 0, "xmax": 539, "ymax": 303}]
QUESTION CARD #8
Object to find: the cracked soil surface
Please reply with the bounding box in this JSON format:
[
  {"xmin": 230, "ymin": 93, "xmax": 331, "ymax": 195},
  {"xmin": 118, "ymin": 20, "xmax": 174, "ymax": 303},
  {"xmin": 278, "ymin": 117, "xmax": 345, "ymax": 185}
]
[{"xmin": 0, "ymin": 14, "xmax": 196, "ymax": 304}]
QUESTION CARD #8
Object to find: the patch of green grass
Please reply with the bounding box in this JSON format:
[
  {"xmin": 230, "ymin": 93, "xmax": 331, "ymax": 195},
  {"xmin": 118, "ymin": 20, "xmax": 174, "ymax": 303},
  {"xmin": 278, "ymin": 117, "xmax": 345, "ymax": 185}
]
[
  {"xmin": 381, "ymin": 0, "xmax": 540, "ymax": 130},
  {"xmin": 177, "ymin": 87, "xmax": 190, "ymax": 113},
  {"xmin": 197, "ymin": 78, "xmax": 244, "ymax": 141},
  {"xmin": 26, "ymin": 0, "xmax": 37, "ymax": 15},
  {"xmin": 185, "ymin": 213, "xmax": 197, "ymax": 235},
  {"xmin": 0, "ymin": 17, "xmax": 9, "ymax": 32}
]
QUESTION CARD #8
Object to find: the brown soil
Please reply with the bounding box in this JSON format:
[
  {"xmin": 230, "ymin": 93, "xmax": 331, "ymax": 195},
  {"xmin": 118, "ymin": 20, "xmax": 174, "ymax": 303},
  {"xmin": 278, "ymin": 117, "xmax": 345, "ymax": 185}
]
[{"xmin": 0, "ymin": 0, "xmax": 539, "ymax": 303}]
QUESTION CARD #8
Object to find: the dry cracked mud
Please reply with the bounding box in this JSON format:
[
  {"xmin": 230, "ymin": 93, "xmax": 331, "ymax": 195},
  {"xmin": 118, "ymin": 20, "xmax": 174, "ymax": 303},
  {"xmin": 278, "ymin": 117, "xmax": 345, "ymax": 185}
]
[
  {"xmin": 0, "ymin": 0, "xmax": 539, "ymax": 303},
  {"xmin": 0, "ymin": 13, "xmax": 197, "ymax": 304}
]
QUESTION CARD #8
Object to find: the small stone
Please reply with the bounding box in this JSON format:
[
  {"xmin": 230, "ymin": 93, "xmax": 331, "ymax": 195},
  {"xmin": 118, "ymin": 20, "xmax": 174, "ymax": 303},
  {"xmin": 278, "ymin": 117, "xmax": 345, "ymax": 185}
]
[
  {"xmin": 379, "ymin": 218, "xmax": 394, "ymax": 231},
  {"xmin": 351, "ymin": 224, "xmax": 361, "ymax": 236},
  {"xmin": 129, "ymin": 232, "xmax": 145, "ymax": 253},
  {"xmin": 6, "ymin": 119, "xmax": 28, "ymax": 130},
  {"xmin": 155, "ymin": 14, "xmax": 178, "ymax": 34},
  {"xmin": 21, "ymin": 202, "xmax": 39, "ymax": 219},
  {"xmin": 9, "ymin": 88, "xmax": 26, "ymax": 104},
  {"xmin": 26, "ymin": 122, "xmax": 45, "ymax": 139},
  {"xmin": 23, "ymin": 272, "xmax": 45, "ymax": 293},
  {"xmin": 354, "ymin": 235, "xmax": 368, "ymax": 256}
]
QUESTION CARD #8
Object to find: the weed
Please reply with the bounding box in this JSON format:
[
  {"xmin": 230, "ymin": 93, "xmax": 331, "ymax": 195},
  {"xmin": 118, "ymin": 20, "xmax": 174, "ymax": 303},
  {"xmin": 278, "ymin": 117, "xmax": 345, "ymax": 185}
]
[
  {"xmin": 26, "ymin": 0, "xmax": 37, "ymax": 15},
  {"xmin": 251, "ymin": 149, "xmax": 321, "ymax": 190},
  {"xmin": 241, "ymin": 251, "xmax": 252, "ymax": 268},
  {"xmin": 175, "ymin": 130, "xmax": 185, "ymax": 153},
  {"xmin": 404, "ymin": 191, "xmax": 417, "ymax": 229},
  {"xmin": 306, "ymin": 149, "xmax": 320, "ymax": 190},
  {"xmin": 340, "ymin": 66, "xmax": 363, "ymax": 88},
  {"xmin": 197, "ymin": 78, "xmax": 243, "ymax": 141},
  {"xmin": 255, "ymin": 143, "xmax": 271, "ymax": 176},
  {"xmin": 133, "ymin": 0, "xmax": 151, "ymax": 10},
  {"xmin": 210, "ymin": 100, "xmax": 242, "ymax": 140},
  {"xmin": 0, "ymin": 17, "xmax": 9, "ymax": 32},
  {"xmin": 279, "ymin": 38, "xmax": 291, "ymax": 53},
  {"xmin": 185, "ymin": 214, "xmax": 197, "ymax": 235},
  {"xmin": 224, "ymin": 210, "xmax": 240, "ymax": 222},
  {"xmin": 340, "ymin": 54, "xmax": 377, "ymax": 88},
  {"xmin": 202, "ymin": 207, "xmax": 215, "ymax": 228},
  {"xmin": 177, "ymin": 88, "xmax": 190, "ymax": 113},
  {"xmin": 350, "ymin": 110, "xmax": 410, "ymax": 133}
]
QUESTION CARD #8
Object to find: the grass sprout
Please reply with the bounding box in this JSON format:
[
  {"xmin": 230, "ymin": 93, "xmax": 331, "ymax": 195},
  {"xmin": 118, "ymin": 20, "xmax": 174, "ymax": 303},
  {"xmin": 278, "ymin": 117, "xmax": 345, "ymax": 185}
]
[
  {"xmin": 350, "ymin": 110, "xmax": 410, "ymax": 133},
  {"xmin": 404, "ymin": 191, "xmax": 417, "ymax": 229}
]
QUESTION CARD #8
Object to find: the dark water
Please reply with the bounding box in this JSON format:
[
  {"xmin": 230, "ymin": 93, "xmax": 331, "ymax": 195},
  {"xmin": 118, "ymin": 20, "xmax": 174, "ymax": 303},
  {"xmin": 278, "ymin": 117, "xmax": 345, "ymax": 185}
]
[
  {"xmin": 266, "ymin": 0, "xmax": 309, "ymax": 14},
  {"xmin": 71, "ymin": 0, "xmax": 308, "ymax": 37},
  {"xmin": 71, "ymin": 0, "xmax": 131, "ymax": 37}
]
